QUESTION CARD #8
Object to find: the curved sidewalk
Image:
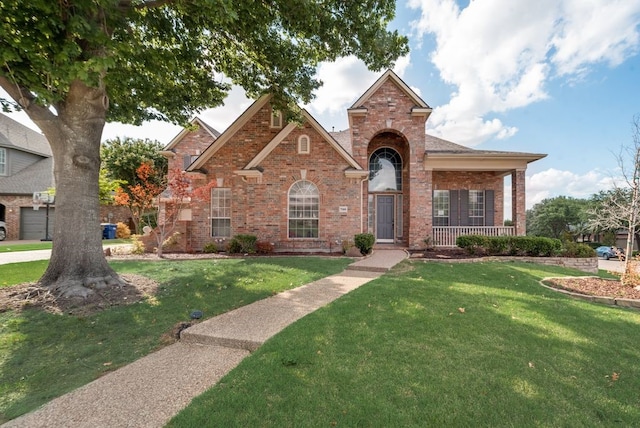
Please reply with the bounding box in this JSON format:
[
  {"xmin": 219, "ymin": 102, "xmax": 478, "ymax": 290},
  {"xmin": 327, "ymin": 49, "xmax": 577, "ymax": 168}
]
[{"xmin": 3, "ymin": 249, "xmax": 407, "ymax": 428}]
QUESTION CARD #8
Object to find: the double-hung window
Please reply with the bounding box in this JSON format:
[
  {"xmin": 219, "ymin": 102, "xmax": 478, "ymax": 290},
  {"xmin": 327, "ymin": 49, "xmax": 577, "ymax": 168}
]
[
  {"xmin": 469, "ymin": 190, "xmax": 485, "ymax": 226},
  {"xmin": 289, "ymin": 180, "xmax": 319, "ymax": 238},
  {"xmin": 211, "ymin": 188, "xmax": 231, "ymax": 237},
  {"xmin": 433, "ymin": 190, "xmax": 449, "ymax": 226}
]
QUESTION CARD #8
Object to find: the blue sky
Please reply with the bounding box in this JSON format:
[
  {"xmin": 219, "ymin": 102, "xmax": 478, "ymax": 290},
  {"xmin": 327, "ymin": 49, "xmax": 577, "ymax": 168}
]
[{"xmin": 4, "ymin": 0, "xmax": 640, "ymax": 214}]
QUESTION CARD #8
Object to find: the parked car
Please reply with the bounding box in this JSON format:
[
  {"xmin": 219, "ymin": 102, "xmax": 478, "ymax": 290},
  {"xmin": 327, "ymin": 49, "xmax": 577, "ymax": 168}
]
[
  {"xmin": 0, "ymin": 221, "xmax": 5, "ymax": 241},
  {"xmin": 595, "ymin": 245, "xmax": 626, "ymax": 261}
]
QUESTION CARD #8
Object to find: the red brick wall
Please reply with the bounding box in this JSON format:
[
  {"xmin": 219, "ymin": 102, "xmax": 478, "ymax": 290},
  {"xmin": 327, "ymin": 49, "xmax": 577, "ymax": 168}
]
[
  {"xmin": 348, "ymin": 79, "xmax": 429, "ymax": 248},
  {"xmin": 0, "ymin": 195, "xmax": 31, "ymax": 240},
  {"xmin": 167, "ymin": 125, "xmax": 217, "ymax": 172},
  {"xmin": 171, "ymin": 103, "xmax": 364, "ymax": 252}
]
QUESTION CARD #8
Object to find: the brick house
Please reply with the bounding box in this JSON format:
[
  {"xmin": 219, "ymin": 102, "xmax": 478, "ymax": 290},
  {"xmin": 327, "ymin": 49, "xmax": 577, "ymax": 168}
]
[
  {"xmin": 0, "ymin": 112, "xmax": 134, "ymax": 241},
  {"xmin": 0, "ymin": 113, "xmax": 55, "ymax": 240},
  {"xmin": 158, "ymin": 70, "xmax": 545, "ymax": 252}
]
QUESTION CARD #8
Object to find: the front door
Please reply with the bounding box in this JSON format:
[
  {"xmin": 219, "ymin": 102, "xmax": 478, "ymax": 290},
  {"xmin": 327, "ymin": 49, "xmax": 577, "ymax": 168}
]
[{"xmin": 376, "ymin": 195, "xmax": 394, "ymax": 242}]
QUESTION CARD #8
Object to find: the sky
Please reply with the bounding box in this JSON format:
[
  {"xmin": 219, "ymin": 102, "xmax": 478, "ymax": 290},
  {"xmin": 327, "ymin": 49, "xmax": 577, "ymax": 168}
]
[{"xmin": 4, "ymin": 0, "xmax": 640, "ymax": 218}]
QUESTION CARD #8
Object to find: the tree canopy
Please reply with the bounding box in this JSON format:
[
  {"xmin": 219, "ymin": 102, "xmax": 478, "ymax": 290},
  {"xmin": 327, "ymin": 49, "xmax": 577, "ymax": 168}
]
[
  {"xmin": 0, "ymin": 0, "xmax": 408, "ymax": 295},
  {"xmin": 1, "ymin": 0, "xmax": 408, "ymax": 122},
  {"xmin": 526, "ymin": 196, "xmax": 590, "ymax": 240}
]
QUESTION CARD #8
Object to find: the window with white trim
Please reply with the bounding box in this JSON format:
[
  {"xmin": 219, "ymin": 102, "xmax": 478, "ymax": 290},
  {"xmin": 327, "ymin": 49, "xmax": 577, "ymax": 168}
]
[
  {"xmin": 211, "ymin": 188, "xmax": 231, "ymax": 237},
  {"xmin": 469, "ymin": 190, "xmax": 484, "ymax": 226},
  {"xmin": 433, "ymin": 190, "xmax": 449, "ymax": 226},
  {"xmin": 288, "ymin": 180, "xmax": 319, "ymax": 238},
  {"xmin": 298, "ymin": 135, "xmax": 310, "ymax": 154},
  {"xmin": 270, "ymin": 109, "xmax": 282, "ymax": 128},
  {"xmin": 0, "ymin": 148, "xmax": 6, "ymax": 175}
]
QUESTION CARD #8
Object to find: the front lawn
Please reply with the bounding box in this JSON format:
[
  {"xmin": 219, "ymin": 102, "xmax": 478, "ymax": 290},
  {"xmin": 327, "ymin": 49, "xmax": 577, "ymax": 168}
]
[
  {"xmin": 0, "ymin": 257, "xmax": 352, "ymax": 423},
  {"xmin": 168, "ymin": 261, "xmax": 640, "ymax": 427}
]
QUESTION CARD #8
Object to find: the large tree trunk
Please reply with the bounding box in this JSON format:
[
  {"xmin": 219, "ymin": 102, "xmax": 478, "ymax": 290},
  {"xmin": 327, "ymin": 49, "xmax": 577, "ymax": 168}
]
[{"xmin": 34, "ymin": 81, "xmax": 124, "ymax": 297}]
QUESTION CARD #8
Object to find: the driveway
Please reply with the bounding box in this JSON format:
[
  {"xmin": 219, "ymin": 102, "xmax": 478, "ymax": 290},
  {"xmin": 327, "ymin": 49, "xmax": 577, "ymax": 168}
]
[
  {"xmin": 598, "ymin": 258, "xmax": 625, "ymax": 273},
  {"xmin": 0, "ymin": 241, "xmax": 130, "ymax": 265}
]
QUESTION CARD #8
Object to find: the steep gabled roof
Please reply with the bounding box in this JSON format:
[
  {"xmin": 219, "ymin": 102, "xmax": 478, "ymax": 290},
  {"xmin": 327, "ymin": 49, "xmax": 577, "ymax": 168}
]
[
  {"xmin": 243, "ymin": 110, "xmax": 362, "ymax": 171},
  {"xmin": 349, "ymin": 69, "xmax": 431, "ymax": 111},
  {"xmin": 188, "ymin": 94, "xmax": 272, "ymax": 171},
  {"xmin": 163, "ymin": 116, "xmax": 221, "ymax": 151},
  {"xmin": 0, "ymin": 113, "xmax": 51, "ymax": 157}
]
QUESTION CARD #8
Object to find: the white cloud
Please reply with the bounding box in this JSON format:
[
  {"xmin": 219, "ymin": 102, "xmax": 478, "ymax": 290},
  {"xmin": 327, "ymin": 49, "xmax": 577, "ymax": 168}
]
[
  {"xmin": 408, "ymin": 0, "xmax": 640, "ymax": 146},
  {"xmin": 526, "ymin": 167, "xmax": 615, "ymax": 208}
]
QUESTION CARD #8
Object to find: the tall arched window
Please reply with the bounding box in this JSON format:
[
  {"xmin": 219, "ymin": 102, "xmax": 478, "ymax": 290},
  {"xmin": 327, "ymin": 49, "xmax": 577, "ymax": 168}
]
[
  {"xmin": 369, "ymin": 148, "xmax": 402, "ymax": 191},
  {"xmin": 288, "ymin": 180, "xmax": 319, "ymax": 238}
]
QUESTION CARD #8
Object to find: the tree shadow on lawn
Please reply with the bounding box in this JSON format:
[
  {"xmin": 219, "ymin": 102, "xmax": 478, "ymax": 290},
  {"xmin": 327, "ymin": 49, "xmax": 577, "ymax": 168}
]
[{"xmin": 0, "ymin": 257, "xmax": 351, "ymax": 423}]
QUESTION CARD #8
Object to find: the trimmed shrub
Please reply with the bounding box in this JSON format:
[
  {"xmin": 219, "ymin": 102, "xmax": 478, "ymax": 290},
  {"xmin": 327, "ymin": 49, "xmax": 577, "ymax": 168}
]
[
  {"xmin": 130, "ymin": 235, "xmax": 145, "ymax": 255},
  {"xmin": 456, "ymin": 235, "xmax": 488, "ymax": 255},
  {"xmin": 227, "ymin": 234, "xmax": 257, "ymax": 254},
  {"xmin": 354, "ymin": 233, "xmax": 375, "ymax": 255},
  {"xmin": 202, "ymin": 242, "xmax": 218, "ymax": 253},
  {"xmin": 456, "ymin": 235, "xmax": 566, "ymax": 257},
  {"xmin": 115, "ymin": 222, "xmax": 131, "ymax": 239},
  {"xmin": 562, "ymin": 242, "xmax": 596, "ymax": 258}
]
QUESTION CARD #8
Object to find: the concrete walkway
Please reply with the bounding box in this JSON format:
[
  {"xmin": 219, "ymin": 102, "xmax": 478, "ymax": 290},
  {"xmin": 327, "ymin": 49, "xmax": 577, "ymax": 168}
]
[{"xmin": 3, "ymin": 249, "xmax": 408, "ymax": 428}]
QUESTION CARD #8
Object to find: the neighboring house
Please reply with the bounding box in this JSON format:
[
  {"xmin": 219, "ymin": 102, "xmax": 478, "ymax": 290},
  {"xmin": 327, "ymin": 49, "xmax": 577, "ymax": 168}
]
[
  {"xmin": 157, "ymin": 70, "xmax": 546, "ymax": 252},
  {"xmin": 0, "ymin": 113, "xmax": 56, "ymax": 240}
]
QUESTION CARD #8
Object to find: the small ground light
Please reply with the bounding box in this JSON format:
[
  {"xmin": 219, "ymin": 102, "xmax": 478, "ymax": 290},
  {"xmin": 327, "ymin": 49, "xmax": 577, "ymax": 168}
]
[{"xmin": 190, "ymin": 310, "xmax": 203, "ymax": 319}]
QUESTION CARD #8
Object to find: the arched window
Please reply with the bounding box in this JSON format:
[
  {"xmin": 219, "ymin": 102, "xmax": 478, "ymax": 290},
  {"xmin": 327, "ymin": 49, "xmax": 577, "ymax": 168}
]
[
  {"xmin": 289, "ymin": 180, "xmax": 319, "ymax": 238},
  {"xmin": 369, "ymin": 148, "xmax": 402, "ymax": 191},
  {"xmin": 298, "ymin": 135, "xmax": 310, "ymax": 154}
]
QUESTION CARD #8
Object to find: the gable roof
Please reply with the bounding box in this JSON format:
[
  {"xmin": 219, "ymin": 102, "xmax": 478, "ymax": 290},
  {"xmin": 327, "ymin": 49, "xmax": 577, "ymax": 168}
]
[
  {"xmin": 188, "ymin": 94, "xmax": 272, "ymax": 171},
  {"xmin": 243, "ymin": 110, "xmax": 362, "ymax": 171},
  {"xmin": 163, "ymin": 117, "xmax": 221, "ymax": 152},
  {"xmin": 349, "ymin": 69, "xmax": 431, "ymax": 111},
  {"xmin": 0, "ymin": 113, "xmax": 51, "ymax": 157}
]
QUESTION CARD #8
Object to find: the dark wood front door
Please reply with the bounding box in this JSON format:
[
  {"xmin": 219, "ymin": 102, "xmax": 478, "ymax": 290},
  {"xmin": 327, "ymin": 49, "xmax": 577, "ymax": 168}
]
[{"xmin": 376, "ymin": 195, "xmax": 394, "ymax": 242}]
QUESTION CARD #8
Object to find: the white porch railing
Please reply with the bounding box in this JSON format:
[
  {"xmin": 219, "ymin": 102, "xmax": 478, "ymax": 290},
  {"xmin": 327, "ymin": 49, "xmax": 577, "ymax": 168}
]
[{"xmin": 432, "ymin": 226, "xmax": 516, "ymax": 247}]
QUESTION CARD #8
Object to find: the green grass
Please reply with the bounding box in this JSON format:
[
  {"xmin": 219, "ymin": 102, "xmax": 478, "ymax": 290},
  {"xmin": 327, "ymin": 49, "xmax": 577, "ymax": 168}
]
[
  {"xmin": 0, "ymin": 256, "xmax": 352, "ymax": 423},
  {"xmin": 168, "ymin": 261, "xmax": 640, "ymax": 427},
  {"xmin": 0, "ymin": 239, "xmax": 130, "ymax": 253},
  {"xmin": 0, "ymin": 261, "xmax": 49, "ymax": 287}
]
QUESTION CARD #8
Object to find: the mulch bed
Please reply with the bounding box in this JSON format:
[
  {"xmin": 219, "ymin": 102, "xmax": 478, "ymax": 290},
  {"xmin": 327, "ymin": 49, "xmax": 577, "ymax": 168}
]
[{"xmin": 0, "ymin": 274, "xmax": 159, "ymax": 316}]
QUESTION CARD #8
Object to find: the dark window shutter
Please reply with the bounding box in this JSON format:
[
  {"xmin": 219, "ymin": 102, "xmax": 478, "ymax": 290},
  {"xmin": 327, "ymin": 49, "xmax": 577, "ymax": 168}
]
[
  {"xmin": 183, "ymin": 155, "xmax": 191, "ymax": 170},
  {"xmin": 485, "ymin": 190, "xmax": 495, "ymax": 226},
  {"xmin": 450, "ymin": 190, "xmax": 459, "ymax": 226},
  {"xmin": 459, "ymin": 190, "xmax": 469, "ymax": 226}
]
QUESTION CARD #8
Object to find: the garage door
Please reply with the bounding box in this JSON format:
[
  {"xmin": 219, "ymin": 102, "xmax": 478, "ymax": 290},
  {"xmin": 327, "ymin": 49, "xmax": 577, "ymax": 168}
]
[{"xmin": 20, "ymin": 207, "xmax": 56, "ymax": 240}]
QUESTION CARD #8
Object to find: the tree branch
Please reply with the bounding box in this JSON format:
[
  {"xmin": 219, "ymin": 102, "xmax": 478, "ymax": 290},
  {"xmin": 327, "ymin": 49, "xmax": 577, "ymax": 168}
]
[{"xmin": 0, "ymin": 74, "xmax": 57, "ymax": 123}]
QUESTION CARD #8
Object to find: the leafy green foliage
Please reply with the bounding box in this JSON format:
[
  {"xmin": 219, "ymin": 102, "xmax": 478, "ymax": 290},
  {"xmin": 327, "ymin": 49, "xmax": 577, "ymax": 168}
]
[
  {"xmin": 562, "ymin": 241, "xmax": 596, "ymax": 258},
  {"xmin": 354, "ymin": 233, "xmax": 375, "ymax": 255},
  {"xmin": 456, "ymin": 235, "xmax": 566, "ymax": 257},
  {"xmin": 228, "ymin": 234, "xmax": 258, "ymax": 254},
  {"xmin": 526, "ymin": 196, "xmax": 590, "ymax": 239},
  {"xmin": 98, "ymin": 168, "xmax": 124, "ymax": 204},
  {"xmin": 101, "ymin": 138, "xmax": 167, "ymax": 188},
  {"xmin": 0, "ymin": 1, "xmax": 408, "ymax": 122}
]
